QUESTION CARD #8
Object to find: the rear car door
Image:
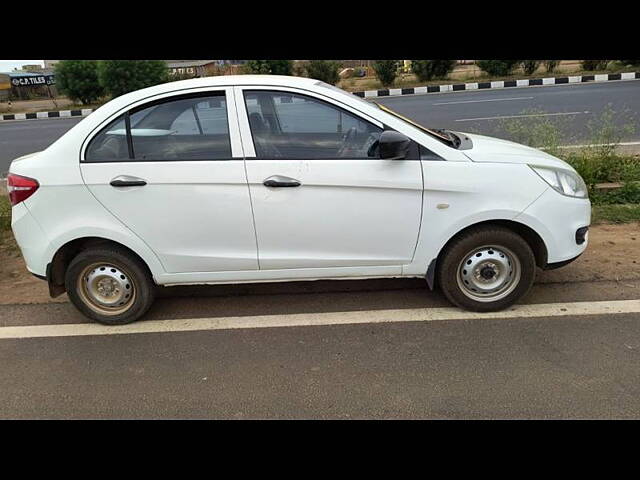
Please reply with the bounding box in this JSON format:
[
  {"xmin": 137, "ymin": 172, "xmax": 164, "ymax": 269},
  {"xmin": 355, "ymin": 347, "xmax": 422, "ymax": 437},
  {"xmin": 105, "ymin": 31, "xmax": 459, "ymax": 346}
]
[
  {"xmin": 80, "ymin": 88, "xmax": 258, "ymax": 274},
  {"xmin": 236, "ymin": 87, "xmax": 423, "ymax": 271}
]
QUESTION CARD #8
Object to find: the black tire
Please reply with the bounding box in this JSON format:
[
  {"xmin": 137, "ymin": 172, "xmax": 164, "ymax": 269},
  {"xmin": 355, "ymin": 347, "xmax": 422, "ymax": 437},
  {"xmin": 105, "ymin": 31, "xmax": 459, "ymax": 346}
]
[
  {"xmin": 65, "ymin": 246, "xmax": 155, "ymax": 325},
  {"xmin": 436, "ymin": 226, "xmax": 536, "ymax": 312}
]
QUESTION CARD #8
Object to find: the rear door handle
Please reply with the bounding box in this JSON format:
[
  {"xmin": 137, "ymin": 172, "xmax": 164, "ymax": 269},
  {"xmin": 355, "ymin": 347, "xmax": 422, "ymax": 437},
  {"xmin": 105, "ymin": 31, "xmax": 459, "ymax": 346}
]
[
  {"xmin": 110, "ymin": 175, "xmax": 147, "ymax": 187},
  {"xmin": 263, "ymin": 175, "xmax": 301, "ymax": 188}
]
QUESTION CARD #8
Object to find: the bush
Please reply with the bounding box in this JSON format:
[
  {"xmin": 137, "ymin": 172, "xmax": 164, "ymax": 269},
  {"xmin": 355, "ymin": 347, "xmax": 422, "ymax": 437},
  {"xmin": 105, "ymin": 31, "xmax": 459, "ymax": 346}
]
[
  {"xmin": 619, "ymin": 60, "xmax": 640, "ymax": 66},
  {"xmin": 54, "ymin": 60, "xmax": 104, "ymax": 105},
  {"xmin": 372, "ymin": 60, "xmax": 399, "ymax": 87},
  {"xmin": 303, "ymin": 60, "xmax": 341, "ymax": 85},
  {"xmin": 544, "ymin": 60, "xmax": 560, "ymax": 73},
  {"xmin": 476, "ymin": 60, "xmax": 520, "ymax": 76},
  {"xmin": 97, "ymin": 60, "xmax": 169, "ymax": 99},
  {"xmin": 410, "ymin": 60, "xmax": 456, "ymax": 82},
  {"xmin": 244, "ymin": 60, "xmax": 293, "ymax": 75},
  {"xmin": 581, "ymin": 60, "xmax": 609, "ymax": 71},
  {"xmin": 521, "ymin": 60, "xmax": 541, "ymax": 75}
]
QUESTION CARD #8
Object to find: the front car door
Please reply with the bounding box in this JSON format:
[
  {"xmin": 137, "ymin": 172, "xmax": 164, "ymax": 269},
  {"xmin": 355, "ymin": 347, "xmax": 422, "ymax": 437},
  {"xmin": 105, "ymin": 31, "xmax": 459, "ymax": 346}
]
[
  {"xmin": 235, "ymin": 86, "xmax": 423, "ymax": 272},
  {"xmin": 80, "ymin": 87, "xmax": 258, "ymax": 275}
]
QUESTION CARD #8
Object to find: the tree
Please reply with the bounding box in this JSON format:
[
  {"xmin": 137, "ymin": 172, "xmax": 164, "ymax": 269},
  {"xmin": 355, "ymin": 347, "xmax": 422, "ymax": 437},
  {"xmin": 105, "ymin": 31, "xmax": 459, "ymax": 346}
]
[
  {"xmin": 410, "ymin": 60, "xmax": 456, "ymax": 82},
  {"xmin": 521, "ymin": 60, "xmax": 541, "ymax": 75},
  {"xmin": 244, "ymin": 60, "xmax": 293, "ymax": 75},
  {"xmin": 54, "ymin": 60, "xmax": 104, "ymax": 105},
  {"xmin": 476, "ymin": 60, "xmax": 520, "ymax": 76},
  {"xmin": 544, "ymin": 60, "xmax": 560, "ymax": 73},
  {"xmin": 303, "ymin": 60, "xmax": 341, "ymax": 85},
  {"xmin": 97, "ymin": 60, "xmax": 169, "ymax": 98},
  {"xmin": 372, "ymin": 60, "xmax": 399, "ymax": 87},
  {"xmin": 581, "ymin": 60, "xmax": 609, "ymax": 71}
]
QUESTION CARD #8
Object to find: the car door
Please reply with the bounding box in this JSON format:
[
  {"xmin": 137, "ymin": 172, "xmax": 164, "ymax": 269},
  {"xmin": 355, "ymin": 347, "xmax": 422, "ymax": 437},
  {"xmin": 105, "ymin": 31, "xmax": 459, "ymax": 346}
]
[
  {"xmin": 80, "ymin": 88, "xmax": 258, "ymax": 274},
  {"xmin": 236, "ymin": 87, "xmax": 423, "ymax": 271}
]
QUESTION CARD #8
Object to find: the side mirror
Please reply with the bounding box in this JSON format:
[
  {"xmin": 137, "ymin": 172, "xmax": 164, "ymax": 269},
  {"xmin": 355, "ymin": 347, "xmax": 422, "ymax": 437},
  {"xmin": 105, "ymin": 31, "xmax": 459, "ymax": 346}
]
[{"xmin": 378, "ymin": 130, "xmax": 412, "ymax": 160}]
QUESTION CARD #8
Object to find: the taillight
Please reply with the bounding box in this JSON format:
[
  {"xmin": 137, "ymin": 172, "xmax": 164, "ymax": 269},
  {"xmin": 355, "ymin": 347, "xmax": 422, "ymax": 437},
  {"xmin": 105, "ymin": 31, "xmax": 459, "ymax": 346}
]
[{"xmin": 7, "ymin": 173, "xmax": 39, "ymax": 206}]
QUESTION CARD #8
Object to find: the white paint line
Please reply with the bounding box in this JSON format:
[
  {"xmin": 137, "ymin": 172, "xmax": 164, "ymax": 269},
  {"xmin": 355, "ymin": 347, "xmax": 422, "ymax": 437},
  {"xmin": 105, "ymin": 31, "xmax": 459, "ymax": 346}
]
[
  {"xmin": 558, "ymin": 141, "xmax": 640, "ymax": 149},
  {"xmin": 433, "ymin": 96, "xmax": 534, "ymax": 106},
  {"xmin": 455, "ymin": 111, "xmax": 590, "ymax": 122},
  {"xmin": 1, "ymin": 299, "xmax": 639, "ymax": 341}
]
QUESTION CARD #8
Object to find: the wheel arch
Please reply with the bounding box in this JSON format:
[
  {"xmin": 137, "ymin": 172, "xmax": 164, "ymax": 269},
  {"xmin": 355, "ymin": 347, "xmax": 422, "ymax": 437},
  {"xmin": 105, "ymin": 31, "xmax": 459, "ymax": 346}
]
[
  {"xmin": 426, "ymin": 219, "xmax": 548, "ymax": 290},
  {"xmin": 47, "ymin": 236, "xmax": 157, "ymax": 297}
]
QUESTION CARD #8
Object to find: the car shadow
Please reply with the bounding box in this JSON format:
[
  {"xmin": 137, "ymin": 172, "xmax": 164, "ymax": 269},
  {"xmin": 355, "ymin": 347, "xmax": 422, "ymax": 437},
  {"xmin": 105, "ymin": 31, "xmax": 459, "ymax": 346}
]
[{"xmin": 144, "ymin": 277, "xmax": 450, "ymax": 322}]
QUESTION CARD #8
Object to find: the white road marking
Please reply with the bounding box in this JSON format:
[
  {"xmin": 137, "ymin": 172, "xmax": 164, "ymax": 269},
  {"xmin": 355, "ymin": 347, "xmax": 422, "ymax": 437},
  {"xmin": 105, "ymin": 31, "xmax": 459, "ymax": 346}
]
[
  {"xmin": 433, "ymin": 96, "xmax": 534, "ymax": 105},
  {"xmin": 558, "ymin": 141, "xmax": 640, "ymax": 149},
  {"xmin": 455, "ymin": 111, "xmax": 590, "ymax": 122},
  {"xmin": 1, "ymin": 299, "xmax": 639, "ymax": 340}
]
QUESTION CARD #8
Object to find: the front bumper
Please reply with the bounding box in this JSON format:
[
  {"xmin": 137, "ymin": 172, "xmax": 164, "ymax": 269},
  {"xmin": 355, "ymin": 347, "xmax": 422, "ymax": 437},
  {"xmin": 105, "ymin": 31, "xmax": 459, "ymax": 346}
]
[{"xmin": 515, "ymin": 187, "xmax": 591, "ymax": 264}]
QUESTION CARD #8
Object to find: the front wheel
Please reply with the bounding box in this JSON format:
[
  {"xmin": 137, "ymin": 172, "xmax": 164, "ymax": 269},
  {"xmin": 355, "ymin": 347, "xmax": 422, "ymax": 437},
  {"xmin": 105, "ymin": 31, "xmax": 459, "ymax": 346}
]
[
  {"xmin": 437, "ymin": 226, "xmax": 536, "ymax": 312},
  {"xmin": 65, "ymin": 246, "xmax": 156, "ymax": 325}
]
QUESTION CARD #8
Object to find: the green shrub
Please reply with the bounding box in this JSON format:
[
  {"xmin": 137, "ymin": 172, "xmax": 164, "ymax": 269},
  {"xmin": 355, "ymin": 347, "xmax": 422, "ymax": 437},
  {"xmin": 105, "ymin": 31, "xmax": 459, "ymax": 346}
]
[
  {"xmin": 303, "ymin": 60, "xmax": 341, "ymax": 85},
  {"xmin": 521, "ymin": 60, "xmax": 541, "ymax": 75},
  {"xmin": 372, "ymin": 60, "xmax": 400, "ymax": 87},
  {"xmin": 54, "ymin": 60, "xmax": 104, "ymax": 105},
  {"xmin": 410, "ymin": 60, "xmax": 456, "ymax": 82},
  {"xmin": 476, "ymin": 60, "xmax": 520, "ymax": 76},
  {"xmin": 592, "ymin": 204, "xmax": 640, "ymax": 224},
  {"xmin": 244, "ymin": 60, "xmax": 293, "ymax": 75},
  {"xmin": 544, "ymin": 60, "xmax": 560, "ymax": 73},
  {"xmin": 581, "ymin": 60, "xmax": 609, "ymax": 71},
  {"xmin": 619, "ymin": 60, "xmax": 640, "ymax": 66},
  {"xmin": 97, "ymin": 60, "xmax": 169, "ymax": 99}
]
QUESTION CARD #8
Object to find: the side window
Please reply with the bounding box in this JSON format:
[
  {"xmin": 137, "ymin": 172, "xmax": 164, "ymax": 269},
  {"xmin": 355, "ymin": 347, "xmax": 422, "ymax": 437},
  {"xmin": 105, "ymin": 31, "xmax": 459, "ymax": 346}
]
[
  {"xmin": 244, "ymin": 90, "xmax": 382, "ymax": 160},
  {"xmin": 84, "ymin": 93, "xmax": 232, "ymax": 162},
  {"xmin": 84, "ymin": 115, "xmax": 130, "ymax": 162},
  {"xmin": 130, "ymin": 94, "xmax": 231, "ymax": 161}
]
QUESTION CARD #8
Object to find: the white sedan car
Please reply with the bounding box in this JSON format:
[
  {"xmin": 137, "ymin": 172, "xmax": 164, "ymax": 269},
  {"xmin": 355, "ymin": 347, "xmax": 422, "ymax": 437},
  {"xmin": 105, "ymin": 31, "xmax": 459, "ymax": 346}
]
[{"xmin": 7, "ymin": 75, "xmax": 590, "ymax": 324}]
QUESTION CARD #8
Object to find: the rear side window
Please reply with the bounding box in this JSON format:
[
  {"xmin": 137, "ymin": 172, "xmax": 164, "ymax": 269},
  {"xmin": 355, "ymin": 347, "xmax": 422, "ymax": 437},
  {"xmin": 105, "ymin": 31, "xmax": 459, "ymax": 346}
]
[
  {"xmin": 84, "ymin": 115, "xmax": 130, "ymax": 162},
  {"xmin": 84, "ymin": 92, "xmax": 232, "ymax": 162}
]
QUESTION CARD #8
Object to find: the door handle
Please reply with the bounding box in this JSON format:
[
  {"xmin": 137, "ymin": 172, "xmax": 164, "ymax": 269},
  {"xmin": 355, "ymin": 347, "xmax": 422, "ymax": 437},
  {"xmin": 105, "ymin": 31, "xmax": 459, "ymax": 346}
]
[
  {"xmin": 263, "ymin": 175, "xmax": 301, "ymax": 188},
  {"xmin": 110, "ymin": 175, "xmax": 147, "ymax": 187}
]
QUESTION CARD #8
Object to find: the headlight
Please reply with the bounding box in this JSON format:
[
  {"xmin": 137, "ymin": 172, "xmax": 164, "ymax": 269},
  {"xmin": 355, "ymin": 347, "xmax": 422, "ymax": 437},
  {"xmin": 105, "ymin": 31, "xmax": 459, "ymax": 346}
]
[{"xmin": 530, "ymin": 166, "xmax": 588, "ymax": 198}]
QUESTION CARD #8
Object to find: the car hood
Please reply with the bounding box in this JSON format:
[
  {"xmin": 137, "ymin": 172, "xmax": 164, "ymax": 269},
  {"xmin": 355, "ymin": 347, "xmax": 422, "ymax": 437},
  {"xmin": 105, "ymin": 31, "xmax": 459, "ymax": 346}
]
[{"xmin": 457, "ymin": 132, "xmax": 575, "ymax": 171}]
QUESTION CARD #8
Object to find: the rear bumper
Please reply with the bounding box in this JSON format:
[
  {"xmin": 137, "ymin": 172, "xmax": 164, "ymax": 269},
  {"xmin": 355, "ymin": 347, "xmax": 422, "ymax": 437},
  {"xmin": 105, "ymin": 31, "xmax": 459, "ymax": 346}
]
[{"xmin": 10, "ymin": 202, "xmax": 49, "ymax": 277}]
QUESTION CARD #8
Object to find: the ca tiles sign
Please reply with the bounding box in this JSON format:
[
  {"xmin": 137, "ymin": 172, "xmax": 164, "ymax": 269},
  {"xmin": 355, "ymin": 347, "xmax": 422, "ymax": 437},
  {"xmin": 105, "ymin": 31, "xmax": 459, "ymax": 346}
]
[{"xmin": 10, "ymin": 75, "xmax": 55, "ymax": 87}]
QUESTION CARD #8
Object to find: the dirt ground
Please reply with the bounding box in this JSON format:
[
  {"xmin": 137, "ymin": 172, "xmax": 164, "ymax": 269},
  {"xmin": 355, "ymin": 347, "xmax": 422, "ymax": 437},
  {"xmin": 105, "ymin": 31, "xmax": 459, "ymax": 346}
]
[{"xmin": 0, "ymin": 222, "xmax": 639, "ymax": 306}]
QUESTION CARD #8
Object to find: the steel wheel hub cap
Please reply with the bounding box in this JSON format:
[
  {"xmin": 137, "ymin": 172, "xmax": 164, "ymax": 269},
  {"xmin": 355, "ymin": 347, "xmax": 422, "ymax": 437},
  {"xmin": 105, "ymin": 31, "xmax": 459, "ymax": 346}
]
[
  {"xmin": 457, "ymin": 246, "xmax": 521, "ymax": 302},
  {"xmin": 80, "ymin": 264, "xmax": 135, "ymax": 311}
]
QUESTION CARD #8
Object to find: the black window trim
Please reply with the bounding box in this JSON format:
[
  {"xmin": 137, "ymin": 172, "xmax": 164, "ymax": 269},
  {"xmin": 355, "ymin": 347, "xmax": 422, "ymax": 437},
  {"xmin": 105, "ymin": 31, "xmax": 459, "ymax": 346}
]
[{"xmin": 84, "ymin": 90, "xmax": 236, "ymax": 164}]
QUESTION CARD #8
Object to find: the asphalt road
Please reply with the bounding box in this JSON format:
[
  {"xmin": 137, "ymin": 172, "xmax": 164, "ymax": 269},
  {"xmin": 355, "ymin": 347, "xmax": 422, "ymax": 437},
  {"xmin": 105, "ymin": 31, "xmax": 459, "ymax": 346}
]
[
  {"xmin": 1, "ymin": 80, "xmax": 638, "ymax": 175},
  {"xmin": 375, "ymin": 80, "xmax": 640, "ymax": 143},
  {"xmin": 2, "ymin": 279, "xmax": 640, "ymax": 419}
]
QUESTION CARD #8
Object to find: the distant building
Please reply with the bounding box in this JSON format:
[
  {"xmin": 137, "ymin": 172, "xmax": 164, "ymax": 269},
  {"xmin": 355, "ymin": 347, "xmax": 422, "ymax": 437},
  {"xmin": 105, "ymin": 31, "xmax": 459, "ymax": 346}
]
[
  {"xmin": 44, "ymin": 60, "xmax": 60, "ymax": 69},
  {"xmin": 165, "ymin": 60, "xmax": 247, "ymax": 77}
]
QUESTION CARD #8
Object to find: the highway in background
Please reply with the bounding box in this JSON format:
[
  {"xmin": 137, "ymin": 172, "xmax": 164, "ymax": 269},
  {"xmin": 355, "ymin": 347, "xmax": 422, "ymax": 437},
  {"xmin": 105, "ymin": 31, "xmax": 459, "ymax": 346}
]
[{"xmin": 1, "ymin": 79, "xmax": 639, "ymax": 174}]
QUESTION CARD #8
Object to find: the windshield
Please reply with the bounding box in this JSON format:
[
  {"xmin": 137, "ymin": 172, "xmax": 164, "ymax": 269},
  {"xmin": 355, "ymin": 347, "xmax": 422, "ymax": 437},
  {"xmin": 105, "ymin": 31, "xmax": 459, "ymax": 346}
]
[
  {"xmin": 373, "ymin": 102, "xmax": 458, "ymax": 147},
  {"xmin": 314, "ymin": 80, "xmax": 459, "ymax": 148}
]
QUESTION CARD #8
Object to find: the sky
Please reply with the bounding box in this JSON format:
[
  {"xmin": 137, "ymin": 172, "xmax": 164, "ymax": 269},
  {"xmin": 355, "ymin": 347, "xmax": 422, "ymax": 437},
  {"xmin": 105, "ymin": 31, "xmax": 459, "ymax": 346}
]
[{"xmin": 0, "ymin": 60, "xmax": 44, "ymax": 72}]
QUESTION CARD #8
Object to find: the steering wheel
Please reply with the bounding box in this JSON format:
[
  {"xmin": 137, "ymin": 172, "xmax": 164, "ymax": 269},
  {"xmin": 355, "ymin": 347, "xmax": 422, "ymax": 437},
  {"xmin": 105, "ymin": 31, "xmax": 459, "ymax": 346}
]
[{"xmin": 336, "ymin": 127, "xmax": 358, "ymax": 157}]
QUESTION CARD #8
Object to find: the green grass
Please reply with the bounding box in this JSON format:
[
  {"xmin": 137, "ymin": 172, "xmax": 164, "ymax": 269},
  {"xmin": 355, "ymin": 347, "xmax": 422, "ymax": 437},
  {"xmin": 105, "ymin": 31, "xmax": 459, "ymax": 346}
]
[
  {"xmin": 0, "ymin": 195, "xmax": 10, "ymax": 232},
  {"xmin": 592, "ymin": 204, "xmax": 640, "ymax": 224}
]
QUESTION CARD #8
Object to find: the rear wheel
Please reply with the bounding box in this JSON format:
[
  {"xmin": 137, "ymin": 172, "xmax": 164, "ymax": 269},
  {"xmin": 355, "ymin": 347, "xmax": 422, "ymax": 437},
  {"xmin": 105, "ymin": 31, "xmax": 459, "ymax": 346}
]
[
  {"xmin": 437, "ymin": 226, "xmax": 536, "ymax": 312},
  {"xmin": 65, "ymin": 246, "xmax": 155, "ymax": 325}
]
